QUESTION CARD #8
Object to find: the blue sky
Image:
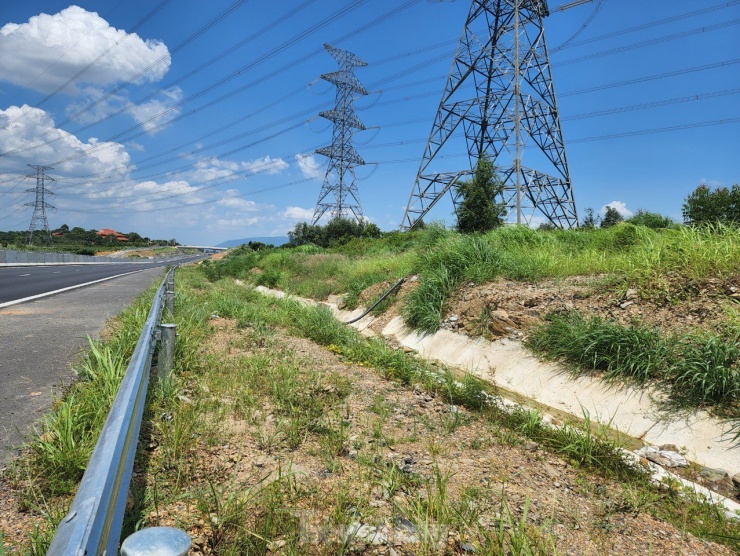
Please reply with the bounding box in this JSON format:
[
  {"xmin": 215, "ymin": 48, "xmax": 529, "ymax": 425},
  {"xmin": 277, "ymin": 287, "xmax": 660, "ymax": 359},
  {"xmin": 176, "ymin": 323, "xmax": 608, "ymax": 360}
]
[{"xmin": 0, "ymin": 0, "xmax": 738, "ymax": 245}]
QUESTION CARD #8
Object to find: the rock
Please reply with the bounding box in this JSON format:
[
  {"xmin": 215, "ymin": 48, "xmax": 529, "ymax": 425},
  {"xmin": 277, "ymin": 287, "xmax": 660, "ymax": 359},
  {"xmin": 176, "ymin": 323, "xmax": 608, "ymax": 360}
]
[
  {"xmin": 619, "ymin": 301, "xmax": 634, "ymax": 309},
  {"xmin": 490, "ymin": 309, "xmax": 509, "ymax": 320},
  {"xmin": 267, "ymin": 539, "xmax": 287, "ymax": 551},
  {"xmin": 658, "ymin": 444, "xmax": 679, "ymax": 452},
  {"xmin": 395, "ymin": 516, "xmax": 417, "ymax": 533},
  {"xmin": 732, "ymin": 473, "xmax": 740, "ymax": 489},
  {"xmin": 347, "ymin": 523, "xmax": 387, "ymax": 545},
  {"xmin": 699, "ymin": 466, "xmax": 729, "ymax": 482},
  {"xmin": 637, "ymin": 446, "xmax": 688, "ymax": 468},
  {"xmin": 448, "ymin": 315, "xmax": 459, "ymax": 322},
  {"xmin": 624, "ymin": 288, "xmax": 638, "ymax": 301},
  {"xmin": 461, "ymin": 542, "xmax": 476, "ymax": 553},
  {"xmin": 524, "ymin": 441, "xmax": 539, "ymax": 452}
]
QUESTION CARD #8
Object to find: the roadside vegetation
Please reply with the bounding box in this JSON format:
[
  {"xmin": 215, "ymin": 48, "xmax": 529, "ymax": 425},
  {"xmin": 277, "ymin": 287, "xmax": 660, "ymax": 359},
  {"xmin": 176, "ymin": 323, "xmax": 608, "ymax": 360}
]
[
  {"xmin": 200, "ymin": 218, "xmax": 740, "ymax": 424},
  {"xmin": 7, "ymin": 270, "xmax": 740, "ymax": 554}
]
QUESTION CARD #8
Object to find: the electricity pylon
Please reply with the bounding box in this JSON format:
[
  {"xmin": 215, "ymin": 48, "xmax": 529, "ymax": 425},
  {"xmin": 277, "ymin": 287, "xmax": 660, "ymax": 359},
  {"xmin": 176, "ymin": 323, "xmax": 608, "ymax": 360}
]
[
  {"xmin": 25, "ymin": 164, "xmax": 55, "ymax": 244},
  {"xmin": 312, "ymin": 44, "xmax": 368, "ymax": 224},
  {"xmin": 401, "ymin": 0, "xmax": 578, "ymax": 230}
]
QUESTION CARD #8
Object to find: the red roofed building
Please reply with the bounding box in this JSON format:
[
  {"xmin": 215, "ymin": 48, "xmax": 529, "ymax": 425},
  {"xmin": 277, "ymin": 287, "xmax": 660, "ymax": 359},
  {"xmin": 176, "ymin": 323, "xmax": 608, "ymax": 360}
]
[{"xmin": 97, "ymin": 228, "xmax": 128, "ymax": 242}]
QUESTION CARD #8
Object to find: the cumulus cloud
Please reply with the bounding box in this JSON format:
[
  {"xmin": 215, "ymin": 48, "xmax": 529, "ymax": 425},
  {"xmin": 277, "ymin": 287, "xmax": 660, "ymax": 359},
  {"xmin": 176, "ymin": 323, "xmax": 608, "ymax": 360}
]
[
  {"xmin": 0, "ymin": 104, "xmax": 130, "ymax": 177},
  {"xmin": 0, "ymin": 105, "xmax": 312, "ymax": 244},
  {"xmin": 283, "ymin": 206, "xmax": 314, "ymax": 221},
  {"xmin": 0, "ymin": 6, "xmax": 170, "ymax": 94},
  {"xmin": 188, "ymin": 155, "xmax": 288, "ymax": 184},
  {"xmin": 126, "ymin": 87, "xmax": 183, "ymax": 133},
  {"xmin": 600, "ymin": 201, "xmax": 633, "ymax": 218},
  {"xmin": 295, "ymin": 153, "xmax": 323, "ymax": 180}
]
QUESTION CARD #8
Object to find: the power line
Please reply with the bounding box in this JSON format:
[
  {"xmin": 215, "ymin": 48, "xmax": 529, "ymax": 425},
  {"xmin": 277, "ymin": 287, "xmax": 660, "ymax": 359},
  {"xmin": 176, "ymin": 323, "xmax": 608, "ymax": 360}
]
[
  {"xmin": 555, "ymin": 0, "xmax": 740, "ymax": 51},
  {"xmin": 558, "ymin": 18, "xmax": 740, "ymax": 66},
  {"xmin": 551, "ymin": 0, "xmax": 607, "ymax": 52}
]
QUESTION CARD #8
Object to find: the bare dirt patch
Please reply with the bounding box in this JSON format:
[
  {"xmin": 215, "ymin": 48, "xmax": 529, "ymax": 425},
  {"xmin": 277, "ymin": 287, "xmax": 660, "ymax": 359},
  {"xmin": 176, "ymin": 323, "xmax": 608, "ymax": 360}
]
[
  {"xmin": 140, "ymin": 319, "xmax": 733, "ymax": 555},
  {"xmin": 438, "ymin": 276, "xmax": 740, "ymax": 341}
]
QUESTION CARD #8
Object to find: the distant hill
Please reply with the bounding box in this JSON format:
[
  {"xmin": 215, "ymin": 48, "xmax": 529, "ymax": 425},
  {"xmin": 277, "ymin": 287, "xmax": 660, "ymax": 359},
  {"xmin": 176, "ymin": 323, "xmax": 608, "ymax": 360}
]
[{"xmin": 216, "ymin": 236, "xmax": 289, "ymax": 248}]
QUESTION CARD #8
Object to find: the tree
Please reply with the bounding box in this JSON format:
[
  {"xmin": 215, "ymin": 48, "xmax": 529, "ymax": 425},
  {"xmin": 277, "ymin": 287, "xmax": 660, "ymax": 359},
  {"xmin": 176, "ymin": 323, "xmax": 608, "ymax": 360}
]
[
  {"xmin": 456, "ymin": 155, "xmax": 506, "ymax": 234},
  {"xmin": 600, "ymin": 206, "xmax": 624, "ymax": 228},
  {"xmin": 581, "ymin": 208, "xmax": 596, "ymax": 229},
  {"xmin": 626, "ymin": 210, "xmax": 674, "ymax": 229},
  {"xmin": 682, "ymin": 184, "xmax": 740, "ymax": 225},
  {"xmin": 287, "ymin": 218, "xmax": 380, "ymax": 248}
]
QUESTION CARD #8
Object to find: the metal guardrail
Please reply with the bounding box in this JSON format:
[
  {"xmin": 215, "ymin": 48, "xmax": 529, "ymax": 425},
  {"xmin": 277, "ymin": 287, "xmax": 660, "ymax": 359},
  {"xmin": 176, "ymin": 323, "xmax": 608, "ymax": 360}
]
[{"xmin": 47, "ymin": 267, "xmax": 189, "ymax": 555}]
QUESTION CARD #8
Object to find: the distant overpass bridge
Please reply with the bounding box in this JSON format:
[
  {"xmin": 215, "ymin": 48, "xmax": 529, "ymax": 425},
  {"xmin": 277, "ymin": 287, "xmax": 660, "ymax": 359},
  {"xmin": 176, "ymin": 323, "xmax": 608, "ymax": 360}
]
[{"xmin": 177, "ymin": 245, "xmax": 228, "ymax": 253}]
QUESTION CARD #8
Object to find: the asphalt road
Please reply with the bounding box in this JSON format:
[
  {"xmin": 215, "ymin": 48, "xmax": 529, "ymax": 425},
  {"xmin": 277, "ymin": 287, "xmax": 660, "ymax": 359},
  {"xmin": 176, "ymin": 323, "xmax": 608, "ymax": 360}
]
[
  {"xmin": 0, "ymin": 255, "xmax": 207, "ymax": 462},
  {"xmin": 0, "ymin": 255, "xmax": 203, "ymax": 304},
  {"xmin": 0, "ymin": 267, "xmax": 178, "ymax": 463}
]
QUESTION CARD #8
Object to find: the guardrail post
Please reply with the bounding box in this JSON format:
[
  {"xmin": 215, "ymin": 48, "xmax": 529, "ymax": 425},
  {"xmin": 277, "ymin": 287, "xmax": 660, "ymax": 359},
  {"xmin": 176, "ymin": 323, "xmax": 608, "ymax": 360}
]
[
  {"xmin": 121, "ymin": 526, "xmax": 191, "ymax": 556},
  {"xmin": 158, "ymin": 324, "xmax": 177, "ymax": 383},
  {"xmin": 164, "ymin": 291, "xmax": 175, "ymax": 316}
]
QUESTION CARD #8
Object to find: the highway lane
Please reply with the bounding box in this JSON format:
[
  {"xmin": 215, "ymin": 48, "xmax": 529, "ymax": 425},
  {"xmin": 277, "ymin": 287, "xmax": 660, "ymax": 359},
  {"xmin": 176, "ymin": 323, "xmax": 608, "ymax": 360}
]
[
  {"xmin": 0, "ymin": 267, "xmax": 170, "ymax": 462},
  {"xmin": 0, "ymin": 255, "xmax": 205, "ymax": 304}
]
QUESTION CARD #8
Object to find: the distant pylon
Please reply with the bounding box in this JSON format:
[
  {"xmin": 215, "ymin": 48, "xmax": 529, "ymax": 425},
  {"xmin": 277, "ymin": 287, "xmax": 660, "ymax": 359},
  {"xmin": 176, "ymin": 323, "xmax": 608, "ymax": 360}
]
[
  {"xmin": 312, "ymin": 44, "xmax": 368, "ymax": 224},
  {"xmin": 25, "ymin": 164, "xmax": 55, "ymax": 244},
  {"xmin": 401, "ymin": 0, "xmax": 578, "ymax": 230}
]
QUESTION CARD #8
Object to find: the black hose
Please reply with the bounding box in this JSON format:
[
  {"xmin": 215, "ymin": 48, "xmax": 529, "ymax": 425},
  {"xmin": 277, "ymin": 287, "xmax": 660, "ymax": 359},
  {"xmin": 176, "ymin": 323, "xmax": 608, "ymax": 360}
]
[{"xmin": 344, "ymin": 277, "xmax": 406, "ymax": 324}]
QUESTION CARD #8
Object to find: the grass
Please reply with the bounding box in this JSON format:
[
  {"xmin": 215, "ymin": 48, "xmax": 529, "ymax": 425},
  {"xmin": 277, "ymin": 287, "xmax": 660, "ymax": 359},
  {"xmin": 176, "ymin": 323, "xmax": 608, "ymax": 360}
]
[
  {"xmin": 527, "ymin": 311, "xmax": 740, "ymax": 415},
  {"xmin": 206, "ymin": 223, "xmax": 740, "ymax": 336}
]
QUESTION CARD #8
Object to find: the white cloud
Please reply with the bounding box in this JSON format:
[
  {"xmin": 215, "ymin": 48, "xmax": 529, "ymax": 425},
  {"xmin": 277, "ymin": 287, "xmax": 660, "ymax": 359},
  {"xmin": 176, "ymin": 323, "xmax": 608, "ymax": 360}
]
[
  {"xmin": 295, "ymin": 153, "xmax": 323, "ymax": 180},
  {"xmin": 283, "ymin": 206, "xmax": 314, "ymax": 220},
  {"xmin": 188, "ymin": 155, "xmax": 287, "ymax": 184},
  {"xmin": 0, "ymin": 105, "xmax": 317, "ymax": 244},
  {"xmin": 0, "ymin": 6, "xmax": 170, "ymax": 94},
  {"xmin": 127, "ymin": 87, "xmax": 183, "ymax": 134},
  {"xmin": 242, "ymin": 155, "xmax": 288, "ymax": 175},
  {"xmin": 600, "ymin": 201, "xmax": 633, "ymax": 218},
  {"xmin": 0, "ymin": 104, "xmax": 130, "ymax": 177}
]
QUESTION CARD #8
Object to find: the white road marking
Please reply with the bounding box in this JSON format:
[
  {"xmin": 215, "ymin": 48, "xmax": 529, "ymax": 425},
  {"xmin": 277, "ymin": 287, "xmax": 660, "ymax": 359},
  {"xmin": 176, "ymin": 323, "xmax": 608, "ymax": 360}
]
[
  {"xmin": 0, "ymin": 269, "xmax": 147, "ymax": 309},
  {"xmin": 19, "ymin": 273, "xmax": 30, "ymax": 277}
]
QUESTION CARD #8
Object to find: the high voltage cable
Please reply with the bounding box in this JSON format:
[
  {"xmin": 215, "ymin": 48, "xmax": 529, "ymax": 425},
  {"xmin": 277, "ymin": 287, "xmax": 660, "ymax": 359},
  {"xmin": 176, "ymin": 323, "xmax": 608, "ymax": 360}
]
[
  {"xmin": 558, "ymin": 18, "xmax": 740, "ymax": 66},
  {"xmin": 51, "ymin": 115, "xmax": 740, "ymax": 214},
  {"xmin": 551, "ymin": 0, "xmax": 607, "ymax": 53},
  {"xmin": 12, "ymin": 0, "xmax": 173, "ymax": 123},
  {"xmin": 46, "ymin": 0, "xmax": 377, "ymax": 166},
  {"xmin": 41, "ymin": 0, "xmax": 420, "ymax": 169},
  {"xmin": 0, "ymin": 0, "xmax": 327, "ymax": 159},
  {"xmin": 555, "ymin": 0, "xmax": 740, "ymax": 51},
  {"xmin": 563, "ymin": 88, "xmax": 740, "ymax": 120},
  {"xmin": 4, "ymin": 0, "xmax": 127, "ymax": 107},
  {"xmin": 58, "ymin": 120, "xmax": 311, "ymax": 197},
  {"xmin": 559, "ymin": 59, "xmax": 740, "ymax": 97},
  {"xmin": 4, "ymin": 0, "xmax": 736, "ymax": 211},
  {"xmin": 4, "ymin": 0, "xmax": 722, "ymax": 169},
  {"xmin": 34, "ymin": 53, "xmax": 740, "ymax": 195},
  {"xmin": 59, "ymin": 0, "xmax": 294, "ymax": 130},
  {"xmin": 33, "ymin": 1, "xmax": 434, "ymax": 187}
]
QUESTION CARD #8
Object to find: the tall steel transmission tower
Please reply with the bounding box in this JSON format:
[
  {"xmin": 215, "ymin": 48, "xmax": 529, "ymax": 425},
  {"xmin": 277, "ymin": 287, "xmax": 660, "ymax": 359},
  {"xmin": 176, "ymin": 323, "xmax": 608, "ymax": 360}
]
[
  {"xmin": 25, "ymin": 164, "xmax": 55, "ymax": 244},
  {"xmin": 401, "ymin": 0, "xmax": 578, "ymax": 230},
  {"xmin": 312, "ymin": 44, "xmax": 368, "ymax": 224}
]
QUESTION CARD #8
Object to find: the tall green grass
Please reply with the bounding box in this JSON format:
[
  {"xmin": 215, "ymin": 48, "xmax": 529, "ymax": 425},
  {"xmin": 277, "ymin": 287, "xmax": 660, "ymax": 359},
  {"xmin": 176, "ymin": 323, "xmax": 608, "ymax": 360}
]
[{"xmin": 527, "ymin": 311, "xmax": 740, "ymax": 414}]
